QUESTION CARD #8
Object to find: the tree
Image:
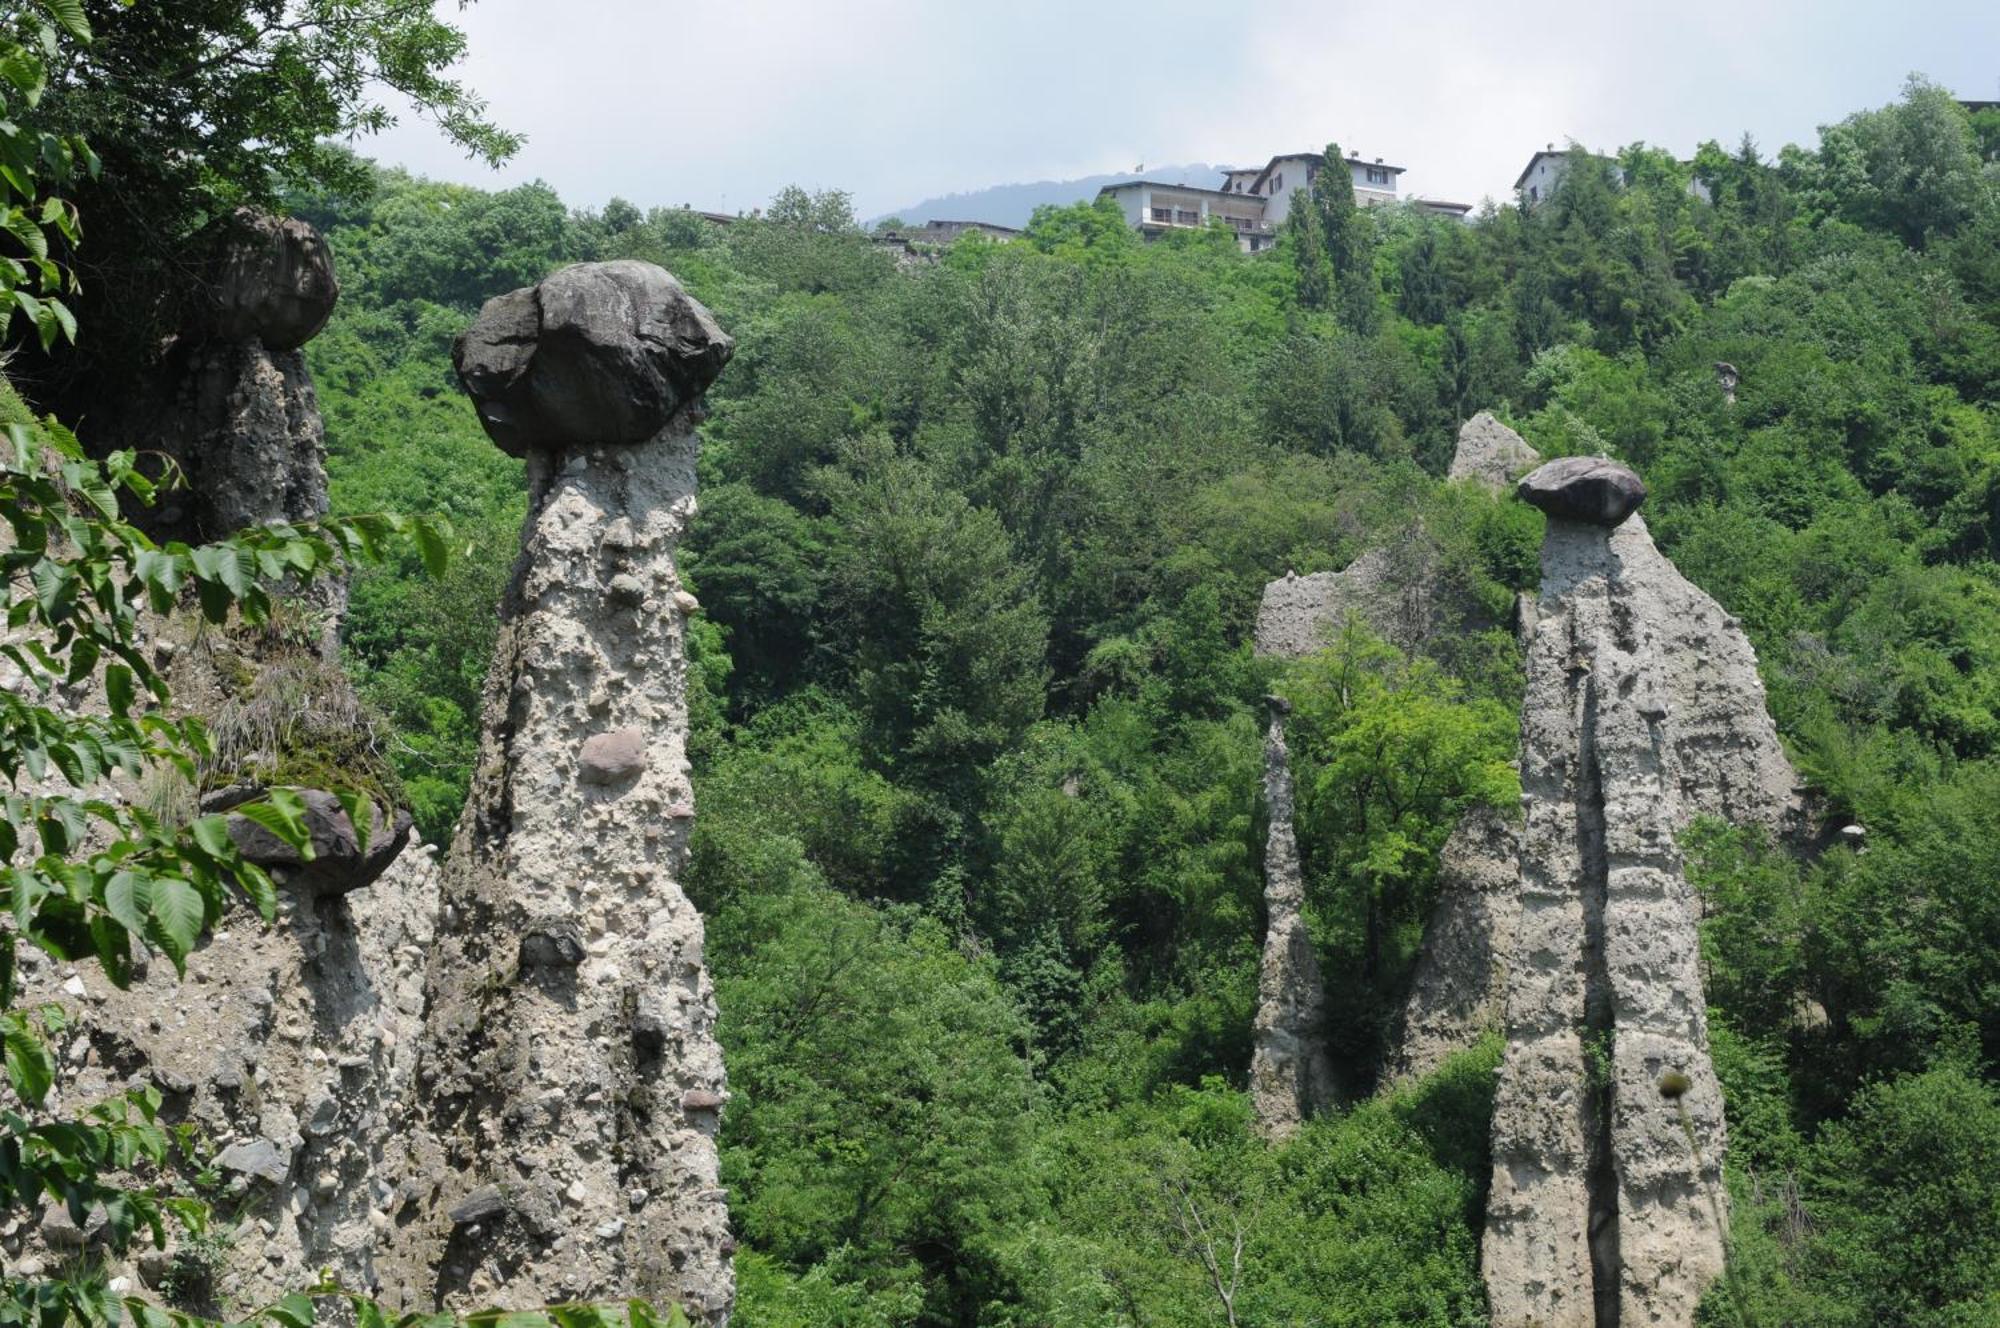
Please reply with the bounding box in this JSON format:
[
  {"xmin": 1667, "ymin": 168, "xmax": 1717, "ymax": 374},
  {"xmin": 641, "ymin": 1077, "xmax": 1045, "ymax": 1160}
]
[
  {"xmin": 1311, "ymin": 142, "xmax": 1379, "ymax": 333},
  {"xmin": 27, "ymin": 0, "xmax": 518, "ymax": 395}
]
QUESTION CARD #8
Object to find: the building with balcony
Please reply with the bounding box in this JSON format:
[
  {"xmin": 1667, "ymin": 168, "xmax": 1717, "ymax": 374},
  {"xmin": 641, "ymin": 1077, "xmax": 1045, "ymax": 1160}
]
[{"xmin": 1099, "ymin": 148, "xmax": 1409, "ymax": 252}]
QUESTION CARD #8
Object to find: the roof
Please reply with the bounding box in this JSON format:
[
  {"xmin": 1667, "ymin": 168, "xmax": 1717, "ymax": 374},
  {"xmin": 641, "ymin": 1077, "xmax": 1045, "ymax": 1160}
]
[
  {"xmin": 1249, "ymin": 150, "xmax": 1405, "ymax": 195},
  {"xmin": 1414, "ymin": 198, "xmax": 1474, "ymax": 214},
  {"xmin": 920, "ymin": 219, "xmax": 1021, "ymax": 234},
  {"xmin": 1097, "ymin": 180, "xmax": 1259, "ymax": 201},
  {"xmin": 1512, "ymin": 146, "xmax": 1616, "ymax": 191}
]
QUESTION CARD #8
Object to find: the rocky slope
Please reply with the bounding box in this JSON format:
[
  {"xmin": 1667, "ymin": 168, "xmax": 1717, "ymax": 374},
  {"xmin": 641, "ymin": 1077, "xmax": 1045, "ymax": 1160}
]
[
  {"xmin": 7, "ymin": 214, "xmax": 438, "ymax": 1307},
  {"xmin": 10, "ymin": 236, "xmax": 740, "ymax": 1326}
]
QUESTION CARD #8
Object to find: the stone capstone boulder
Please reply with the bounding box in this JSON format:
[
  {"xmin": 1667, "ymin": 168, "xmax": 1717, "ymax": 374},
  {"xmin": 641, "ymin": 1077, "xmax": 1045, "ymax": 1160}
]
[
  {"xmin": 212, "ymin": 786, "xmax": 414, "ymax": 897},
  {"xmin": 1516, "ymin": 456, "xmax": 1647, "ymax": 527},
  {"xmin": 454, "ymin": 260, "xmax": 734, "ymax": 457},
  {"xmin": 203, "ymin": 211, "xmax": 340, "ymax": 352},
  {"xmin": 1448, "ymin": 412, "xmax": 1542, "ymax": 493}
]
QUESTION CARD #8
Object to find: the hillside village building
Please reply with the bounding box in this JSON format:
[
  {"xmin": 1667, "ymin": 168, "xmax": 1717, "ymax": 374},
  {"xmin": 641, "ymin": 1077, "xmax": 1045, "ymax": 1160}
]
[
  {"xmin": 1515, "ymin": 144, "xmax": 1713, "ymax": 206},
  {"xmin": 1099, "ymin": 150, "xmax": 1467, "ymax": 253}
]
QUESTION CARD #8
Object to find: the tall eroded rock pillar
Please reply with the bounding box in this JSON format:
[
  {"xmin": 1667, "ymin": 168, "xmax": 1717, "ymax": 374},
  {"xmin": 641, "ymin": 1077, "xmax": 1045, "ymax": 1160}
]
[
  {"xmin": 1486, "ymin": 459, "xmax": 1745, "ymax": 1328},
  {"xmin": 383, "ymin": 262, "xmax": 735, "ymax": 1322},
  {"xmin": 1249, "ymin": 697, "xmax": 1338, "ymax": 1139}
]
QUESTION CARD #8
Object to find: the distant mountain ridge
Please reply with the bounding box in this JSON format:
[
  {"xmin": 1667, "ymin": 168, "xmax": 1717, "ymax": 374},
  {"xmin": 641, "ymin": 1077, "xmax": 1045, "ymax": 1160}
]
[{"xmin": 869, "ymin": 163, "xmax": 1227, "ymax": 230}]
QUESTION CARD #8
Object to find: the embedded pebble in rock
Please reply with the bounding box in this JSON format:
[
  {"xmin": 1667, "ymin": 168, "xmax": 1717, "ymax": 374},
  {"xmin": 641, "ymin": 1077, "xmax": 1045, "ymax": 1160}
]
[
  {"xmin": 1515, "ymin": 456, "xmax": 1648, "ymax": 527},
  {"xmin": 383, "ymin": 261, "xmax": 734, "ymax": 1325},
  {"xmin": 579, "ymin": 728, "xmax": 648, "ymax": 785},
  {"xmin": 216, "ymin": 1138, "xmax": 295, "ymax": 1186}
]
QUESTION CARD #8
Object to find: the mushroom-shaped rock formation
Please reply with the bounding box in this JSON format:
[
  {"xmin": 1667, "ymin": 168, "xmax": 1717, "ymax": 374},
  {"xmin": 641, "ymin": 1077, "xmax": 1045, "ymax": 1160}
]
[
  {"xmin": 383, "ymin": 261, "xmax": 733, "ymax": 1324},
  {"xmin": 1448, "ymin": 412, "xmax": 1543, "ymax": 493},
  {"xmin": 203, "ymin": 210, "xmax": 342, "ymax": 352},
  {"xmin": 1248, "ymin": 696, "xmax": 1339, "ymax": 1138},
  {"xmin": 1482, "ymin": 502, "xmax": 1799, "ymax": 1328},
  {"xmin": 453, "ymin": 259, "xmax": 732, "ymax": 457},
  {"xmin": 1516, "ymin": 456, "xmax": 1647, "ymax": 527}
]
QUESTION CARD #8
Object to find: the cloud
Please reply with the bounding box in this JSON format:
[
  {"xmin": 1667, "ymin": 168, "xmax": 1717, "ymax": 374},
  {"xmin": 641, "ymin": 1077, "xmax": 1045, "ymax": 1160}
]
[{"xmin": 366, "ymin": 0, "xmax": 2000, "ymax": 216}]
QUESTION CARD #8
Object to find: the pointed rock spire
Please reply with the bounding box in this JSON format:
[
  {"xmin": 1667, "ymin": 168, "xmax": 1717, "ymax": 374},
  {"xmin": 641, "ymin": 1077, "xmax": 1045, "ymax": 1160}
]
[{"xmin": 1249, "ymin": 697, "xmax": 1339, "ymax": 1139}]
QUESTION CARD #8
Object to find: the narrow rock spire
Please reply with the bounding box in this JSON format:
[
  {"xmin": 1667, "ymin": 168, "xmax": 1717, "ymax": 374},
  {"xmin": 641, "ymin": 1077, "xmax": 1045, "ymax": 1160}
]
[
  {"xmin": 1249, "ymin": 696, "xmax": 1338, "ymax": 1139},
  {"xmin": 1386, "ymin": 804, "xmax": 1520, "ymax": 1082},
  {"xmin": 383, "ymin": 261, "xmax": 735, "ymax": 1323},
  {"xmin": 1485, "ymin": 460, "xmax": 1742, "ymax": 1328}
]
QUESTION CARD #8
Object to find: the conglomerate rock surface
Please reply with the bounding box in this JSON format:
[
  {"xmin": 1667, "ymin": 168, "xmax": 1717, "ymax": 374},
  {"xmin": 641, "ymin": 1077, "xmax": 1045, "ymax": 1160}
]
[
  {"xmin": 377, "ymin": 261, "xmax": 735, "ymax": 1323},
  {"xmin": 1386, "ymin": 805, "xmax": 1521, "ymax": 1082},
  {"xmin": 1484, "ymin": 465, "xmax": 1792, "ymax": 1328},
  {"xmin": 1448, "ymin": 411, "xmax": 1543, "ymax": 491},
  {"xmin": 1248, "ymin": 700, "xmax": 1338, "ymax": 1138},
  {"xmin": 5, "ymin": 214, "xmax": 444, "ymax": 1305}
]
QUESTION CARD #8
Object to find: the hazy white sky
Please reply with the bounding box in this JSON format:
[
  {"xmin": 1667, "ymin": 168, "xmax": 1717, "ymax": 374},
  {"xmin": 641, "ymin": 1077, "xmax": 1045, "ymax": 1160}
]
[{"xmin": 367, "ymin": 0, "xmax": 2000, "ymax": 217}]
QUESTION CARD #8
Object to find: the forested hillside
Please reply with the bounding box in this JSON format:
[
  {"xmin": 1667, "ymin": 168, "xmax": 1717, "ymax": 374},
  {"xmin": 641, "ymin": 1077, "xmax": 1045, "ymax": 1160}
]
[{"xmin": 300, "ymin": 79, "xmax": 2000, "ymax": 1326}]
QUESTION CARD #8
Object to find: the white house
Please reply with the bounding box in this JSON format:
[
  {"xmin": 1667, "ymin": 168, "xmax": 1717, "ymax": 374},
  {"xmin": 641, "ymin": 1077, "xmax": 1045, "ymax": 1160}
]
[
  {"xmin": 1099, "ymin": 179, "xmax": 1279, "ymax": 252},
  {"xmin": 1101, "ymin": 147, "xmax": 1409, "ymax": 252},
  {"xmin": 1515, "ymin": 144, "xmax": 1713, "ymax": 207}
]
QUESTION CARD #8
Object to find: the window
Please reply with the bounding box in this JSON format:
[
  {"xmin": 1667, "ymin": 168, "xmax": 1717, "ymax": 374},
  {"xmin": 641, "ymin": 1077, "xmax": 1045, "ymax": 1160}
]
[
  {"xmin": 1529, "ymin": 186, "xmax": 1539, "ymax": 202},
  {"xmin": 1366, "ymin": 167, "xmax": 1390, "ymax": 185},
  {"xmin": 1274, "ymin": 172, "xmax": 1283, "ymax": 191}
]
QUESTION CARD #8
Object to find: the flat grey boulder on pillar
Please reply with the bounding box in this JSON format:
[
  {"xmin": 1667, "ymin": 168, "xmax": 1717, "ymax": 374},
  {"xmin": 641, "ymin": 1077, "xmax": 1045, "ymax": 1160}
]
[
  {"xmin": 213, "ymin": 786, "xmax": 413, "ymax": 897},
  {"xmin": 203, "ymin": 210, "xmax": 341, "ymax": 352},
  {"xmin": 1516, "ymin": 456, "xmax": 1647, "ymax": 527},
  {"xmin": 454, "ymin": 259, "xmax": 734, "ymax": 457}
]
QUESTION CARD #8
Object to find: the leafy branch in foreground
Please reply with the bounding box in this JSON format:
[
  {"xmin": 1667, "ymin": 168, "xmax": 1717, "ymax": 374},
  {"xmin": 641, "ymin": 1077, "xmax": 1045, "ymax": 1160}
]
[{"xmin": 0, "ymin": 398, "xmax": 454, "ymax": 1328}]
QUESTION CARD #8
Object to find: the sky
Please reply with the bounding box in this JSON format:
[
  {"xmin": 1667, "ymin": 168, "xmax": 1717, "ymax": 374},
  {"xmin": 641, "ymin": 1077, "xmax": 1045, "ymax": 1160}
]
[{"xmin": 366, "ymin": 0, "xmax": 2000, "ymax": 219}]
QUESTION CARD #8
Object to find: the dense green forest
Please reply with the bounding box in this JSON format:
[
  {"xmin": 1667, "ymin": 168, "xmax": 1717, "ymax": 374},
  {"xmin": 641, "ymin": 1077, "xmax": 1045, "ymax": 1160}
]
[
  {"xmin": 9, "ymin": 4, "xmax": 2000, "ymax": 1317},
  {"xmin": 280, "ymin": 79, "xmax": 2000, "ymax": 1326}
]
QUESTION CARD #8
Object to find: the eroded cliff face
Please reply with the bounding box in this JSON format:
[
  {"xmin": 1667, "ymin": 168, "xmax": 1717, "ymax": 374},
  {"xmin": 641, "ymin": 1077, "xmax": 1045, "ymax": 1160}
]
[
  {"xmin": 1251, "ymin": 414, "xmax": 1545, "ymax": 1124},
  {"xmin": 1248, "ymin": 699, "xmax": 1339, "ymax": 1139},
  {"xmin": 1484, "ymin": 458, "xmax": 1793, "ymax": 1328},
  {"xmin": 377, "ymin": 261, "xmax": 734, "ymax": 1324},
  {"xmin": 1386, "ymin": 806, "xmax": 1520, "ymax": 1082},
  {"xmin": 6, "ymin": 214, "xmax": 440, "ymax": 1306}
]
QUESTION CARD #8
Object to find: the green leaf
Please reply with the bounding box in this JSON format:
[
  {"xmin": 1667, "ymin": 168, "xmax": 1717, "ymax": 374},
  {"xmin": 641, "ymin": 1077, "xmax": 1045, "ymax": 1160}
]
[
  {"xmin": 335, "ymin": 789, "xmax": 372, "ymax": 859},
  {"xmin": 266, "ymin": 1292, "xmax": 318, "ymax": 1328},
  {"xmin": 148, "ymin": 877, "xmax": 204, "ymax": 970},
  {"xmin": 3, "ymin": 1014, "xmax": 54, "ymax": 1105},
  {"xmin": 103, "ymin": 870, "xmax": 149, "ymax": 935},
  {"xmin": 190, "ymin": 814, "xmax": 234, "ymax": 860},
  {"xmin": 39, "ymin": 0, "xmax": 92, "ymax": 42},
  {"xmin": 413, "ymin": 517, "xmax": 450, "ymax": 578},
  {"xmin": 104, "ymin": 662, "xmax": 134, "ymax": 716},
  {"xmin": 235, "ymin": 793, "xmax": 313, "ymax": 859}
]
